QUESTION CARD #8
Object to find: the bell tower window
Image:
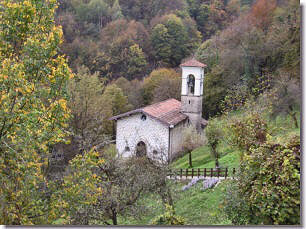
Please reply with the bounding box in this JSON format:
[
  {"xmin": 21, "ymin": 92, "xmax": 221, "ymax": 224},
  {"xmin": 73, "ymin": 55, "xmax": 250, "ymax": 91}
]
[{"xmin": 187, "ymin": 74, "xmax": 195, "ymax": 95}]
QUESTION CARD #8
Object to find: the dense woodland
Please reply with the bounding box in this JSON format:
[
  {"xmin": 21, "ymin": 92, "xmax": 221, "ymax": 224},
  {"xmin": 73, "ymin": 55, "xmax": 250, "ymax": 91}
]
[{"xmin": 0, "ymin": 0, "xmax": 300, "ymax": 225}]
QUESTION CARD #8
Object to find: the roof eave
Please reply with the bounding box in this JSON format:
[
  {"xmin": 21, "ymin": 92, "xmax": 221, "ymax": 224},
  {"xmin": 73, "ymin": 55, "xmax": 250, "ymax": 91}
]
[
  {"xmin": 109, "ymin": 109, "xmax": 188, "ymax": 127},
  {"xmin": 109, "ymin": 109, "xmax": 143, "ymax": 121}
]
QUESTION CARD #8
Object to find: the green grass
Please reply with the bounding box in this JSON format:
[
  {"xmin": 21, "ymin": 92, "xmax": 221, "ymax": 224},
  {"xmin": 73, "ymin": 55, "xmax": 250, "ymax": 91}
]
[
  {"xmin": 269, "ymin": 112, "xmax": 300, "ymax": 142},
  {"xmin": 171, "ymin": 145, "xmax": 213, "ymax": 169},
  {"xmin": 174, "ymin": 181, "xmax": 231, "ymax": 225},
  {"xmin": 172, "ymin": 141, "xmax": 240, "ymax": 171},
  {"xmin": 118, "ymin": 192, "xmax": 164, "ymax": 225},
  {"xmin": 118, "ymin": 180, "xmax": 232, "ymax": 225}
]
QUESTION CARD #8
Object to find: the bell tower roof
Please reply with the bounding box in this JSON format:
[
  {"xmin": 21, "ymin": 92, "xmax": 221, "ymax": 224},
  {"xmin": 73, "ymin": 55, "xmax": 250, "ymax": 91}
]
[{"xmin": 180, "ymin": 59, "xmax": 207, "ymax": 68}]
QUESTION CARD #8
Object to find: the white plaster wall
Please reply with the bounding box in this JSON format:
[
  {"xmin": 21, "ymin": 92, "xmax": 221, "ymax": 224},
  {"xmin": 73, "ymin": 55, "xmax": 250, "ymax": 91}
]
[
  {"xmin": 181, "ymin": 66, "xmax": 204, "ymax": 96},
  {"xmin": 200, "ymin": 68, "xmax": 204, "ymax": 96},
  {"xmin": 169, "ymin": 121, "xmax": 186, "ymax": 160},
  {"xmin": 116, "ymin": 113, "xmax": 169, "ymax": 161}
]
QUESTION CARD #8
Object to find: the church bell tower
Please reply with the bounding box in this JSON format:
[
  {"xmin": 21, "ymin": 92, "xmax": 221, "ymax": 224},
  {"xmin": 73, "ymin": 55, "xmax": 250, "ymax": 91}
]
[{"xmin": 180, "ymin": 59, "xmax": 206, "ymax": 130}]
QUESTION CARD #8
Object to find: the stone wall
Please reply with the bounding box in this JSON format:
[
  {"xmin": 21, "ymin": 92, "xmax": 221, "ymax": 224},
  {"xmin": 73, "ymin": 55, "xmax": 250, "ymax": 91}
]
[
  {"xmin": 116, "ymin": 113, "xmax": 169, "ymax": 161},
  {"xmin": 181, "ymin": 95, "xmax": 203, "ymax": 113},
  {"xmin": 181, "ymin": 95, "xmax": 203, "ymax": 130}
]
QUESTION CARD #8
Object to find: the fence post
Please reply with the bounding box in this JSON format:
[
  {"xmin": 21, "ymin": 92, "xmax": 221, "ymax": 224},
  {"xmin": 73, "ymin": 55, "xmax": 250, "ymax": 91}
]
[
  {"xmin": 217, "ymin": 167, "xmax": 220, "ymax": 178},
  {"xmin": 186, "ymin": 168, "xmax": 188, "ymax": 179},
  {"xmin": 225, "ymin": 168, "xmax": 228, "ymax": 179},
  {"xmin": 233, "ymin": 168, "xmax": 236, "ymax": 178},
  {"xmin": 210, "ymin": 168, "xmax": 213, "ymax": 178},
  {"xmin": 204, "ymin": 168, "xmax": 206, "ymax": 178},
  {"xmin": 198, "ymin": 168, "xmax": 200, "ymax": 178},
  {"xmin": 192, "ymin": 168, "xmax": 194, "ymax": 178},
  {"xmin": 180, "ymin": 168, "xmax": 182, "ymax": 179}
]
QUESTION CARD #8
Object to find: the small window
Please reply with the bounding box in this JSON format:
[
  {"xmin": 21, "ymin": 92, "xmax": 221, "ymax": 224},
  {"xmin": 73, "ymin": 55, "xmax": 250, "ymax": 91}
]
[
  {"xmin": 125, "ymin": 146, "xmax": 130, "ymax": 152},
  {"xmin": 189, "ymin": 100, "xmax": 191, "ymax": 104},
  {"xmin": 153, "ymin": 150, "xmax": 158, "ymax": 155},
  {"xmin": 141, "ymin": 114, "xmax": 147, "ymax": 121}
]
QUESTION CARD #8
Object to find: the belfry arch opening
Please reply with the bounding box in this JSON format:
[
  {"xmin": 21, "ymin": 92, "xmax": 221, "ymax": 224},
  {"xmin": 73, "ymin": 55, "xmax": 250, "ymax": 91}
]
[
  {"xmin": 187, "ymin": 74, "xmax": 195, "ymax": 95},
  {"xmin": 136, "ymin": 141, "xmax": 147, "ymax": 157}
]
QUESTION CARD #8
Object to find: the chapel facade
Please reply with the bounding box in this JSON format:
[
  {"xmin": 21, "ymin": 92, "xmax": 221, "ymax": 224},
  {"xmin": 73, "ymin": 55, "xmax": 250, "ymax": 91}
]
[{"xmin": 110, "ymin": 59, "xmax": 208, "ymax": 162}]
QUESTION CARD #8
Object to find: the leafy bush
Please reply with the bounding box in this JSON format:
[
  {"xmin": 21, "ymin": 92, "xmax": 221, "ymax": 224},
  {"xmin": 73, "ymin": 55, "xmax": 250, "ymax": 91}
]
[
  {"xmin": 226, "ymin": 112, "xmax": 267, "ymax": 152},
  {"xmin": 224, "ymin": 134, "xmax": 300, "ymax": 225},
  {"xmin": 205, "ymin": 118, "xmax": 224, "ymax": 167},
  {"xmin": 151, "ymin": 204, "xmax": 185, "ymax": 225}
]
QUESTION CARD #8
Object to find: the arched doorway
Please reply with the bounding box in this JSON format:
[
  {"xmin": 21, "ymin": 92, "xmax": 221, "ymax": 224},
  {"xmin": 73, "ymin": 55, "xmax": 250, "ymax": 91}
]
[
  {"xmin": 187, "ymin": 74, "xmax": 195, "ymax": 95},
  {"xmin": 136, "ymin": 141, "xmax": 147, "ymax": 157}
]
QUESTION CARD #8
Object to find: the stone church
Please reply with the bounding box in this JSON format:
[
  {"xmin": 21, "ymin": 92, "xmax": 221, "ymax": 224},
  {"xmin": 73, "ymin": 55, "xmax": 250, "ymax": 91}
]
[{"xmin": 110, "ymin": 59, "xmax": 208, "ymax": 162}]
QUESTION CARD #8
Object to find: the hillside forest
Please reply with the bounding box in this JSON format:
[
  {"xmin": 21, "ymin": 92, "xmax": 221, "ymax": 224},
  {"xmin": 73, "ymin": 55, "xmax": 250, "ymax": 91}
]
[{"xmin": 0, "ymin": 0, "xmax": 300, "ymax": 225}]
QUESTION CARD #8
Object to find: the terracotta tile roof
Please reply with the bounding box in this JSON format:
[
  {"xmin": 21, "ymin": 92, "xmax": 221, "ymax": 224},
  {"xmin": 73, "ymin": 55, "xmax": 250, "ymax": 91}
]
[
  {"xmin": 110, "ymin": 98, "xmax": 188, "ymax": 126},
  {"xmin": 180, "ymin": 59, "xmax": 207, "ymax": 68}
]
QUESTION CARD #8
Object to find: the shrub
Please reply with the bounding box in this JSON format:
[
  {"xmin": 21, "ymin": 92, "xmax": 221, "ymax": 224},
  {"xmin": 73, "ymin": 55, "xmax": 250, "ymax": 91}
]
[
  {"xmin": 226, "ymin": 111, "xmax": 268, "ymax": 152},
  {"xmin": 151, "ymin": 204, "xmax": 185, "ymax": 225},
  {"xmin": 224, "ymin": 135, "xmax": 300, "ymax": 225}
]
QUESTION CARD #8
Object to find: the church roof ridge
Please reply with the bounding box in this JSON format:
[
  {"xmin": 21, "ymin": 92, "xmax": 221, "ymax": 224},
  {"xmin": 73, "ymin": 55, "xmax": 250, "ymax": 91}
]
[
  {"xmin": 109, "ymin": 98, "xmax": 188, "ymax": 126},
  {"xmin": 180, "ymin": 58, "xmax": 207, "ymax": 68}
]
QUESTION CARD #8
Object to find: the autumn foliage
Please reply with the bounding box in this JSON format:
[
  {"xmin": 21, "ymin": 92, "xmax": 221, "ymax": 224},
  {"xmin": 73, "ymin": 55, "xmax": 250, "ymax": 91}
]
[{"xmin": 249, "ymin": 0, "xmax": 277, "ymax": 31}]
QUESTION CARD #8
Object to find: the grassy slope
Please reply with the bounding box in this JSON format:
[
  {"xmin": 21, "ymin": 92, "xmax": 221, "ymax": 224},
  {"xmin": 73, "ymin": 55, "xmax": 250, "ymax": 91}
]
[
  {"xmin": 118, "ymin": 180, "xmax": 231, "ymax": 225},
  {"xmin": 172, "ymin": 111, "xmax": 300, "ymax": 170},
  {"xmin": 171, "ymin": 142, "xmax": 240, "ymax": 172},
  {"xmin": 174, "ymin": 181, "xmax": 231, "ymax": 225}
]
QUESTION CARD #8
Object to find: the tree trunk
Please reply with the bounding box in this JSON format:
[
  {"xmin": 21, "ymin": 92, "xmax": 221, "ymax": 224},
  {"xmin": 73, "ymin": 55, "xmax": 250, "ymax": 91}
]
[
  {"xmin": 290, "ymin": 111, "xmax": 298, "ymax": 128},
  {"xmin": 215, "ymin": 153, "xmax": 219, "ymax": 168},
  {"xmin": 111, "ymin": 209, "xmax": 117, "ymax": 225},
  {"xmin": 189, "ymin": 151, "xmax": 192, "ymax": 168},
  {"xmin": 288, "ymin": 105, "xmax": 298, "ymax": 128},
  {"xmin": 158, "ymin": 180, "xmax": 174, "ymax": 207},
  {"xmin": 159, "ymin": 186, "xmax": 173, "ymax": 207},
  {"xmin": 212, "ymin": 144, "xmax": 219, "ymax": 168}
]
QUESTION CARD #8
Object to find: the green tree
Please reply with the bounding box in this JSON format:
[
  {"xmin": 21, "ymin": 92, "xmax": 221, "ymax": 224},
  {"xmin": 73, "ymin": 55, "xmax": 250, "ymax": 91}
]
[
  {"xmin": 96, "ymin": 19, "xmax": 149, "ymax": 80},
  {"xmin": 100, "ymin": 84, "xmax": 131, "ymax": 136},
  {"xmin": 202, "ymin": 66, "xmax": 227, "ymax": 118},
  {"xmin": 151, "ymin": 14, "xmax": 191, "ymax": 67},
  {"xmin": 0, "ymin": 0, "xmax": 73, "ymax": 224},
  {"xmin": 119, "ymin": 0, "xmax": 188, "ymax": 25},
  {"xmin": 205, "ymin": 118, "xmax": 223, "ymax": 168},
  {"xmin": 73, "ymin": 0, "xmax": 111, "ymax": 27},
  {"xmin": 126, "ymin": 44, "xmax": 147, "ymax": 80},
  {"xmin": 151, "ymin": 24, "xmax": 172, "ymax": 65},
  {"xmin": 68, "ymin": 66, "xmax": 112, "ymax": 152},
  {"xmin": 142, "ymin": 68, "xmax": 180, "ymax": 105},
  {"xmin": 111, "ymin": 0, "xmax": 123, "ymax": 21},
  {"xmin": 114, "ymin": 77, "xmax": 145, "ymax": 109},
  {"xmin": 101, "ymin": 84, "xmax": 131, "ymax": 116},
  {"xmin": 49, "ymin": 149, "xmax": 105, "ymax": 224}
]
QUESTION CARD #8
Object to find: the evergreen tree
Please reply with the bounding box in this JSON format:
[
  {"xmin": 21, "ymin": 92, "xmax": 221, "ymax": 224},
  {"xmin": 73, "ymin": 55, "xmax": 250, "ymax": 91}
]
[{"xmin": 111, "ymin": 0, "xmax": 124, "ymax": 20}]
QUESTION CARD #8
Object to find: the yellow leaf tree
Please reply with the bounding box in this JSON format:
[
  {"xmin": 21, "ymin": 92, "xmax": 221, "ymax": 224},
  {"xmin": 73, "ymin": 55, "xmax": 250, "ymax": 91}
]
[{"xmin": 0, "ymin": 0, "xmax": 73, "ymax": 224}]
